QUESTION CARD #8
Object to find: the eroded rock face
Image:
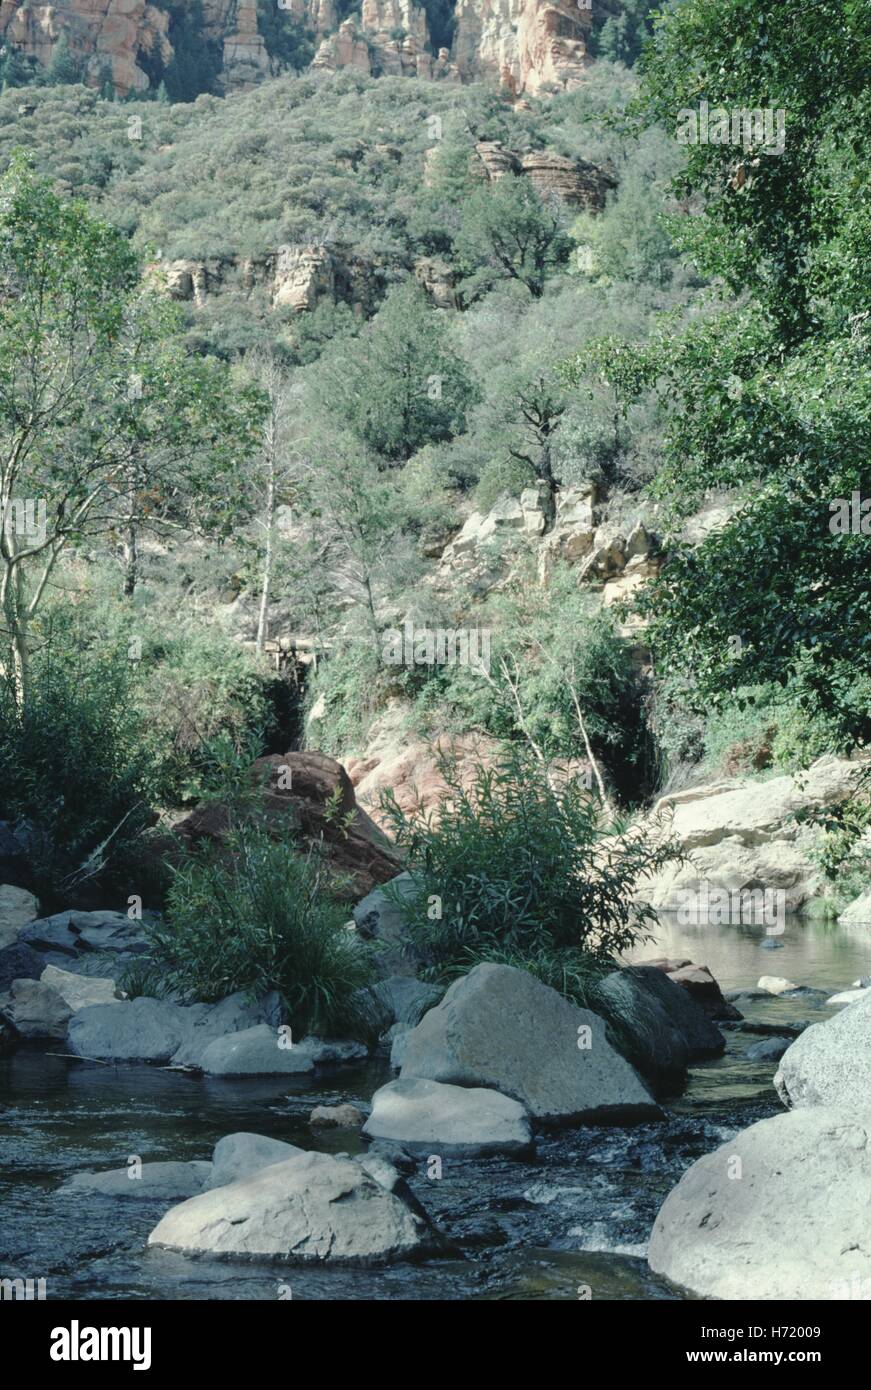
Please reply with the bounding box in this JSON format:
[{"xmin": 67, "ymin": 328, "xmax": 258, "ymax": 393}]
[
  {"xmin": 638, "ymin": 755, "xmax": 865, "ymax": 914},
  {"xmin": 148, "ymin": 1151, "xmax": 438, "ymax": 1263},
  {"xmin": 520, "ymin": 150, "xmax": 616, "ymax": 210},
  {"xmin": 272, "ymin": 244, "xmax": 335, "ymax": 311},
  {"xmin": 0, "ymin": 0, "xmax": 599, "ymax": 99},
  {"xmin": 648, "ymin": 1108, "xmax": 871, "ymax": 1300}
]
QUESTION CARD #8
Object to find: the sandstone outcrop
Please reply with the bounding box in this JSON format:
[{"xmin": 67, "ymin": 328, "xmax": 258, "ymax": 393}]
[
  {"xmin": 174, "ymin": 748, "xmax": 402, "ymax": 900},
  {"xmin": 0, "ymin": 0, "xmax": 599, "ymax": 99}
]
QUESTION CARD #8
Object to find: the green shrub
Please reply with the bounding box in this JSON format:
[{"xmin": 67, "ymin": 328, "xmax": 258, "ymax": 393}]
[
  {"xmin": 0, "ymin": 641, "xmax": 161, "ymax": 901},
  {"xmin": 150, "ymin": 823, "xmax": 375, "ymax": 1038},
  {"xmin": 379, "ymin": 748, "xmax": 683, "ymax": 980}
]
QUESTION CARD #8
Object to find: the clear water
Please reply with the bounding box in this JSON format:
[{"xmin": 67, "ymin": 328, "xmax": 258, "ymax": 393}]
[{"xmin": 1, "ymin": 912, "xmax": 868, "ymax": 1301}]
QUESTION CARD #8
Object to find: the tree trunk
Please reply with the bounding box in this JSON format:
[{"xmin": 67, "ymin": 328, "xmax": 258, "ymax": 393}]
[
  {"xmin": 123, "ymin": 519, "xmax": 138, "ymax": 598},
  {"xmin": 255, "ymin": 465, "xmax": 276, "ymax": 656}
]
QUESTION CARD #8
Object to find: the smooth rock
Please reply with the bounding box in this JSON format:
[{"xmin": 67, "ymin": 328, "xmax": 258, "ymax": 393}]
[
  {"xmin": 170, "ymin": 990, "xmax": 283, "ymax": 1069},
  {"xmin": 389, "ymin": 1023, "xmax": 412, "ymax": 1071},
  {"xmin": 364, "ymin": 1077, "xmax": 533, "ymax": 1156},
  {"xmin": 352, "ymin": 873, "xmax": 423, "ymax": 976},
  {"xmin": 372, "ymin": 975, "xmax": 442, "ymax": 1025},
  {"xmin": 206, "ymin": 1132, "xmax": 305, "ymax": 1190},
  {"xmin": 62, "ymin": 1161, "xmax": 211, "ymax": 1200},
  {"xmin": 0, "ymin": 884, "xmax": 39, "ymax": 948},
  {"xmin": 21, "ymin": 909, "xmax": 149, "ymax": 957},
  {"xmin": 148, "ymin": 1151, "xmax": 437, "ymax": 1263},
  {"xmin": 641, "ymin": 957, "xmax": 741, "ymax": 1021},
  {"xmin": 200, "ymin": 1024, "xmax": 315, "ymax": 1076},
  {"xmin": 594, "ymin": 965, "xmax": 724, "ymax": 1088},
  {"xmin": 826, "ymin": 987, "xmax": 871, "ymax": 1006},
  {"xmin": 400, "ymin": 963, "xmax": 659, "ymax": 1124},
  {"xmin": 0, "ymin": 978, "xmax": 72, "ymax": 1039},
  {"xmin": 40, "ymin": 964, "xmax": 118, "ymax": 1012},
  {"xmin": 757, "ymin": 975, "xmax": 799, "ymax": 995},
  {"xmin": 68, "ymin": 996, "xmax": 205, "ymax": 1062},
  {"xmin": 648, "ymin": 1108, "xmax": 871, "ymax": 1299},
  {"xmin": 746, "ymin": 1036, "xmax": 792, "ymax": 1062},
  {"xmin": 837, "ymin": 889, "xmax": 871, "ymax": 925},
  {"xmin": 775, "ymin": 990, "xmax": 871, "ymax": 1109},
  {"xmin": 297, "ymin": 1036, "xmax": 368, "ymax": 1065}
]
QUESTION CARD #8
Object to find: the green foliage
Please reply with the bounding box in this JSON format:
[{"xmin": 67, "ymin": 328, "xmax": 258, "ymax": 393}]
[
  {"xmin": 0, "ymin": 636, "xmax": 161, "ymax": 900},
  {"xmin": 256, "ymin": 0, "xmax": 315, "ymax": 70},
  {"xmin": 455, "ymin": 173, "xmax": 574, "ymax": 300},
  {"xmin": 325, "ymin": 281, "xmax": 479, "ymax": 462},
  {"xmin": 47, "ymin": 35, "xmax": 84, "ymax": 87},
  {"xmin": 637, "ymin": 0, "xmax": 871, "ymax": 342},
  {"xmin": 162, "ymin": 0, "xmax": 222, "ymax": 103},
  {"xmin": 590, "ymin": 0, "xmax": 662, "ymax": 67},
  {"xmin": 151, "ymin": 823, "xmax": 375, "ymax": 1037},
  {"xmin": 379, "ymin": 749, "xmax": 683, "ymax": 978}
]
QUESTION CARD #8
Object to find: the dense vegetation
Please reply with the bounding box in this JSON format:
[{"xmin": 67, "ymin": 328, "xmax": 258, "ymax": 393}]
[{"xmin": 0, "ymin": 0, "xmax": 867, "ymax": 1017}]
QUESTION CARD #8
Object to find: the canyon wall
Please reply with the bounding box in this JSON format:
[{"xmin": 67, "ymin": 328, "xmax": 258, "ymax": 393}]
[{"xmin": 0, "ymin": 0, "xmax": 594, "ymax": 97}]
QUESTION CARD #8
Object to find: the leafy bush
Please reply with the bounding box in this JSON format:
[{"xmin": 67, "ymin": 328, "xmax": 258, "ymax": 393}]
[
  {"xmin": 379, "ymin": 748, "xmax": 683, "ymax": 980},
  {"xmin": 151, "ymin": 823, "xmax": 375, "ymax": 1038},
  {"xmin": 0, "ymin": 640, "xmax": 161, "ymax": 901}
]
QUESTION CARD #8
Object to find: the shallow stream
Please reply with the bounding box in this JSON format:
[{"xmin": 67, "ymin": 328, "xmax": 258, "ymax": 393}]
[{"xmin": 1, "ymin": 912, "xmax": 867, "ymax": 1300}]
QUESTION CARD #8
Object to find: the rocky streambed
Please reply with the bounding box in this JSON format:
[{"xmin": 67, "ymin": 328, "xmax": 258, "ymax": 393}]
[{"xmin": 1, "ymin": 911, "xmax": 867, "ymax": 1301}]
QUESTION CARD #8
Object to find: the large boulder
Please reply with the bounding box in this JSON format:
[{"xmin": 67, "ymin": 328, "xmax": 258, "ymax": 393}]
[
  {"xmin": 206, "ymin": 1132, "xmax": 304, "ymax": 1190},
  {"xmin": 61, "ymin": 1162, "xmax": 211, "ymax": 1200},
  {"xmin": 399, "ymin": 963, "xmax": 659, "ymax": 1124},
  {"xmin": 0, "ymin": 941, "xmax": 45, "ymax": 992},
  {"xmin": 20, "ymin": 909, "xmax": 149, "ymax": 959},
  {"xmin": 169, "ymin": 990, "xmax": 282, "ymax": 1069},
  {"xmin": 148, "ymin": 1151, "xmax": 438, "ymax": 1264},
  {"xmin": 838, "ymin": 889, "xmax": 871, "ymax": 925},
  {"xmin": 640, "ymin": 958, "xmax": 741, "ymax": 1021},
  {"xmin": 67, "ymin": 997, "xmax": 204, "ymax": 1063},
  {"xmin": 648, "ymin": 1108, "xmax": 871, "ymax": 1300},
  {"xmin": 364, "ymin": 1077, "xmax": 533, "ymax": 1156},
  {"xmin": 0, "ymin": 884, "xmax": 39, "ymax": 948},
  {"xmin": 174, "ymin": 750, "xmax": 401, "ymax": 901},
  {"xmin": 774, "ymin": 991, "xmax": 871, "ymax": 1110},
  {"xmin": 40, "ymin": 965, "xmax": 119, "ymax": 1013},
  {"xmin": 0, "ymin": 978, "xmax": 72, "ymax": 1039},
  {"xmin": 352, "ymin": 878, "xmax": 425, "ymax": 977},
  {"xmin": 638, "ymin": 755, "xmax": 862, "ymax": 913},
  {"xmin": 200, "ymin": 1024, "xmax": 315, "ymax": 1076},
  {"xmin": 593, "ymin": 966, "xmax": 724, "ymax": 1090}
]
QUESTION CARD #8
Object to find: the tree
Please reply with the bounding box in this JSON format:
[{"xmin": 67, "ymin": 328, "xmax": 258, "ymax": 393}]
[
  {"xmin": 0, "ymin": 156, "xmax": 263, "ymax": 703},
  {"xmin": 455, "ymin": 174, "xmax": 574, "ymax": 300},
  {"xmin": 163, "ymin": 0, "xmax": 221, "ymax": 103},
  {"xmin": 241, "ymin": 351, "xmax": 306, "ymax": 654},
  {"xmin": 327, "ymin": 281, "xmax": 479, "ymax": 464},
  {"xmin": 47, "ymin": 34, "xmax": 82, "ymax": 86}
]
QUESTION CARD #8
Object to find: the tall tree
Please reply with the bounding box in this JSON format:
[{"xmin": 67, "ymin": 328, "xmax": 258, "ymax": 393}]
[
  {"xmin": 0, "ymin": 156, "xmax": 262, "ymax": 703},
  {"xmin": 327, "ymin": 281, "xmax": 479, "ymax": 464},
  {"xmin": 455, "ymin": 174, "xmax": 574, "ymax": 300}
]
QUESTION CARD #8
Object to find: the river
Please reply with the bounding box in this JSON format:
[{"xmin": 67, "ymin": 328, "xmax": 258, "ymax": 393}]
[{"xmin": 1, "ymin": 911, "xmax": 867, "ymax": 1300}]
